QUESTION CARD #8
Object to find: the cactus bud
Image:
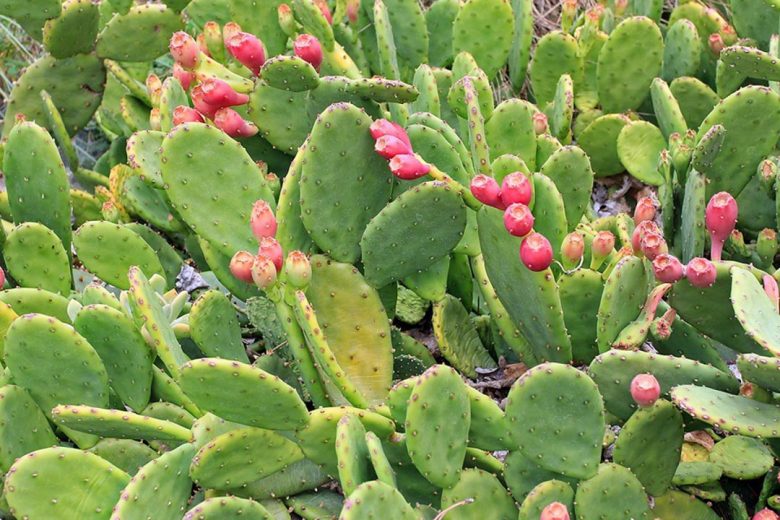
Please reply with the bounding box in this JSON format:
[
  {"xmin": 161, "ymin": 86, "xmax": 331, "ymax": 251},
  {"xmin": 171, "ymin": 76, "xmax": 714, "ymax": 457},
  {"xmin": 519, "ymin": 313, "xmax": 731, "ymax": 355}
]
[
  {"xmin": 388, "ymin": 154, "xmax": 430, "ymax": 180},
  {"xmin": 197, "ymin": 33, "xmax": 210, "ymax": 56},
  {"xmin": 229, "ymin": 251, "xmax": 255, "ymax": 283},
  {"xmin": 266, "ymin": 172, "xmax": 281, "ymax": 197},
  {"xmin": 172, "ymin": 63, "xmax": 195, "ymax": 90},
  {"xmin": 705, "ymin": 191, "xmax": 737, "ymax": 262},
  {"xmin": 250, "ymin": 200, "xmax": 277, "ymax": 240},
  {"xmin": 190, "ymin": 84, "xmax": 221, "ymax": 119},
  {"xmin": 374, "ymin": 135, "xmax": 413, "ymax": 159},
  {"xmin": 764, "ymin": 274, "xmax": 780, "ymax": 313},
  {"xmin": 369, "ymin": 119, "xmax": 412, "ymax": 148},
  {"xmin": 631, "ymin": 220, "xmax": 660, "ymax": 253},
  {"xmin": 561, "ymin": 0, "xmax": 577, "ymax": 32},
  {"xmin": 753, "ymin": 508, "xmax": 780, "ymax": 520},
  {"xmin": 172, "ymin": 106, "xmax": 205, "ymax": 125},
  {"xmin": 149, "ymin": 108, "xmax": 161, "ymax": 131},
  {"xmin": 686, "ymin": 257, "xmax": 717, "ymax": 288},
  {"xmin": 347, "ymin": 0, "xmax": 360, "ymax": 23},
  {"xmin": 532, "ymin": 112, "xmax": 548, "ymax": 135},
  {"xmin": 214, "ymin": 108, "xmax": 259, "ymax": 137},
  {"xmin": 226, "ymin": 32, "xmax": 266, "ymax": 76},
  {"xmin": 541, "ymin": 502, "xmax": 570, "ymax": 520},
  {"xmin": 251, "ymin": 255, "xmax": 278, "ymax": 289},
  {"xmin": 561, "ymin": 232, "xmax": 585, "ymax": 269},
  {"xmin": 757, "ymin": 228, "xmax": 778, "ymax": 267},
  {"xmin": 633, "ymin": 196, "xmax": 657, "ymax": 225},
  {"xmin": 591, "ymin": 231, "xmax": 615, "ymax": 269},
  {"xmin": 503, "ymin": 203, "xmax": 535, "ymax": 237},
  {"xmin": 520, "ymin": 232, "xmax": 553, "ymax": 271},
  {"xmin": 293, "ymin": 34, "xmax": 323, "ymax": 72},
  {"xmin": 203, "ymin": 21, "xmax": 225, "ymax": 61},
  {"xmin": 200, "ymin": 77, "xmax": 250, "ymax": 107},
  {"xmin": 470, "ymin": 175, "xmax": 503, "ymax": 209},
  {"xmin": 258, "ymin": 237, "xmax": 284, "ymax": 272},
  {"xmin": 278, "ymin": 4, "xmax": 298, "ymax": 36},
  {"xmin": 614, "ymin": 0, "xmax": 627, "ymax": 16},
  {"xmin": 146, "ymin": 74, "xmax": 162, "ymax": 106},
  {"xmin": 650, "ymin": 308, "xmax": 676, "ymax": 341},
  {"xmin": 170, "ymin": 31, "xmax": 200, "ymax": 69},
  {"xmin": 314, "ymin": 0, "xmax": 333, "ymax": 23},
  {"xmin": 652, "ymin": 254, "xmax": 685, "ymax": 283},
  {"xmin": 640, "ymin": 232, "xmax": 668, "ymax": 261},
  {"xmin": 630, "ymin": 374, "xmax": 660, "ymax": 407},
  {"xmin": 0, "ymin": 266, "xmax": 5, "ymax": 288},
  {"xmin": 500, "ymin": 172, "xmax": 533, "ymax": 207},
  {"xmin": 758, "ymin": 159, "xmax": 777, "ymax": 193},
  {"xmin": 708, "ymin": 33, "xmax": 725, "ymax": 55},
  {"xmin": 285, "ymin": 251, "xmax": 312, "ymax": 289},
  {"xmin": 222, "ymin": 22, "xmax": 242, "ymax": 42}
]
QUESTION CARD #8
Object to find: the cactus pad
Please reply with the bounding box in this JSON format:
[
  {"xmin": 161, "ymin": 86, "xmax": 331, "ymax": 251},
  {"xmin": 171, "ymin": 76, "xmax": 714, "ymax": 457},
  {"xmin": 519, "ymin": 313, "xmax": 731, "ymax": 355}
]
[
  {"xmin": 596, "ymin": 256, "xmax": 651, "ymax": 352},
  {"xmin": 731, "ymin": 266, "xmax": 780, "ymax": 356},
  {"xmin": 184, "ymin": 497, "xmax": 273, "ymax": 519},
  {"xmin": 441, "ymin": 468, "xmax": 517, "ymax": 520},
  {"xmin": 0, "ymin": 385, "xmax": 58, "ymax": 473},
  {"xmin": 577, "ymin": 114, "xmax": 631, "ymax": 177},
  {"xmin": 518, "ymin": 479, "xmax": 574, "ymax": 520},
  {"xmin": 616, "ymin": 121, "xmax": 666, "ymax": 185},
  {"xmin": 341, "ymin": 480, "xmax": 417, "ymax": 520},
  {"xmin": 3, "ymin": 223, "xmax": 71, "ymax": 295},
  {"xmin": 42, "ymin": 0, "xmax": 98, "ymax": 58},
  {"xmin": 189, "ymin": 290, "xmax": 248, "ymax": 363},
  {"xmin": 51, "ymin": 405, "xmax": 192, "ymax": 442},
  {"xmin": 540, "ymin": 145, "xmax": 594, "ymax": 227},
  {"xmin": 432, "ymin": 294, "xmax": 497, "ymax": 378},
  {"xmin": 96, "ymin": 4, "xmax": 183, "ymax": 61},
  {"xmin": 88, "ymin": 439, "xmax": 159, "ymax": 476},
  {"xmin": 452, "ymin": 0, "xmax": 514, "ymax": 78},
  {"xmin": 335, "ymin": 414, "xmax": 373, "ymax": 495},
  {"xmin": 574, "ymin": 463, "xmax": 650, "ymax": 520},
  {"xmin": 709, "ymin": 435, "xmax": 773, "ymax": 479},
  {"xmin": 529, "ymin": 31, "xmax": 581, "ymax": 107}
]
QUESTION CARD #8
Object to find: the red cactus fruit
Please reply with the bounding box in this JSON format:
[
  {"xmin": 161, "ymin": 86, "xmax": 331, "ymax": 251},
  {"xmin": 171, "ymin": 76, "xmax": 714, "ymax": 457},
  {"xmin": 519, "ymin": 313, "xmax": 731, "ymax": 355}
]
[
  {"xmin": 258, "ymin": 237, "xmax": 283, "ymax": 272},
  {"xmin": 250, "ymin": 200, "xmax": 278, "ymax": 240},
  {"xmin": 172, "ymin": 63, "xmax": 195, "ymax": 90},
  {"xmin": 229, "ymin": 251, "xmax": 255, "ymax": 283},
  {"xmin": 369, "ymin": 119, "xmax": 411, "ymax": 148},
  {"xmin": 190, "ymin": 85, "xmax": 221, "ymax": 119},
  {"xmin": 630, "ymin": 373, "xmax": 660, "ymax": 407},
  {"xmin": 533, "ymin": 112, "xmax": 548, "ymax": 135},
  {"xmin": 540, "ymin": 502, "xmax": 570, "ymax": 520},
  {"xmin": 520, "ymin": 232, "xmax": 553, "ymax": 271},
  {"xmin": 631, "ymin": 220, "xmax": 661, "ymax": 253},
  {"xmin": 500, "ymin": 172, "xmax": 532, "ymax": 207},
  {"xmin": 374, "ymin": 135, "xmax": 413, "ymax": 159},
  {"xmin": 169, "ymin": 31, "xmax": 200, "ymax": 69},
  {"xmin": 753, "ymin": 508, "xmax": 780, "ymax": 520},
  {"xmin": 213, "ymin": 108, "xmax": 259, "ymax": 137},
  {"xmin": 226, "ymin": 32, "xmax": 266, "ymax": 76},
  {"xmin": 251, "ymin": 255, "xmax": 278, "ymax": 289},
  {"xmin": 640, "ymin": 232, "xmax": 668, "ymax": 261},
  {"xmin": 293, "ymin": 34, "xmax": 323, "ymax": 72},
  {"xmin": 172, "ymin": 106, "xmax": 205, "ymax": 126},
  {"xmin": 652, "ymin": 254, "xmax": 685, "ymax": 283},
  {"xmin": 705, "ymin": 191, "xmax": 737, "ymax": 262},
  {"xmin": 592, "ymin": 231, "xmax": 615, "ymax": 259},
  {"xmin": 470, "ymin": 175, "xmax": 503, "ymax": 209},
  {"xmin": 200, "ymin": 78, "xmax": 250, "ymax": 107},
  {"xmin": 503, "ymin": 203, "xmax": 535, "ymax": 237},
  {"xmin": 633, "ymin": 196, "xmax": 657, "ymax": 225},
  {"xmin": 561, "ymin": 232, "xmax": 585, "ymax": 266},
  {"xmin": 686, "ymin": 257, "xmax": 717, "ymax": 288},
  {"xmin": 764, "ymin": 274, "xmax": 779, "ymax": 313},
  {"xmin": 388, "ymin": 154, "xmax": 430, "ymax": 180}
]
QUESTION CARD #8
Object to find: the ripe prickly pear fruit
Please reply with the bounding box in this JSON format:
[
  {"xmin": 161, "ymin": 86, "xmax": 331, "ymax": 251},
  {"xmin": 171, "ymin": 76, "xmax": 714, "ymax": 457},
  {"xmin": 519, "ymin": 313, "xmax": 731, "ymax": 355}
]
[
  {"xmin": 708, "ymin": 33, "xmax": 725, "ymax": 56},
  {"xmin": 293, "ymin": 34, "xmax": 323, "ymax": 72},
  {"xmin": 251, "ymin": 255, "xmax": 278, "ymax": 289},
  {"xmin": 503, "ymin": 203, "xmax": 535, "ymax": 237},
  {"xmin": 705, "ymin": 191, "xmax": 737, "ymax": 262},
  {"xmin": 347, "ymin": 0, "xmax": 359, "ymax": 23},
  {"xmin": 561, "ymin": 232, "xmax": 584, "ymax": 269},
  {"xmin": 191, "ymin": 84, "xmax": 221, "ymax": 119},
  {"xmin": 278, "ymin": 4, "xmax": 297, "ymax": 36},
  {"xmin": 753, "ymin": 508, "xmax": 780, "ymax": 520},
  {"xmin": 285, "ymin": 251, "xmax": 312, "ymax": 289},
  {"xmin": 519, "ymin": 232, "xmax": 553, "ymax": 271},
  {"xmin": 229, "ymin": 251, "xmax": 255, "ymax": 283},
  {"xmin": 470, "ymin": 175, "xmax": 503, "ymax": 209},
  {"xmin": 591, "ymin": 230, "xmax": 615, "ymax": 269},
  {"xmin": 764, "ymin": 275, "xmax": 779, "ymax": 313},
  {"xmin": 250, "ymin": 200, "xmax": 277, "ymax": 240},
  {"xmin": 388, "ymin": 154, "xmax": 430, "ymax": 180},
  {"xmin": 314, "ymin": 0, "xmax": 333, "ymax": 23},
  {"xmin": 170, "ymin": 31, "xmax": 200, "ymax": 69},
  {"xmin": 500, "ymin": 172, "xmax": 532, "ymax": 207},
  {"xmin": 226, "ymin": 32, "xmax": 266, "ymax": 76},
  {"xmin": 533, "ymin": 112, "xmax": 548, "ymax": 135},
  {"xmin": 200, "ymin": 78, "xmax": 250, "ymax": 107},
  {"xmin": 374, "ymin": 135, "xmax": 412, "ymax": 159},
  {"xmin": 640, "ymin": 232, "xmax": 668, "ymax": 261},
  {"xmin": 631, "ymin": 220, "xmax": 660, "ymax": 253},
  {"xmin": 541, "ymin": 502, "xmax": 570, "ymax": 520},
  {"xmin": 652, "ymin": 254, "xmax": 684, "ymax": 283},
  {"xmin": 633, "ymin": 196, "xmax": 657, "ymax": 225},
  {"xmin": 214, "ymin": 108, "xmax": 259, "ymax": 137},
  {"xmin": 258, "ymin": 237, "xmax": 283, "ymax": 272},
  {"xmin": 149, "ymin": 108, "xmax": 161, "ymax": 131},
  {"xmin": 369, "ymin": 119, "xmax": 412, "ymax": 147},
  {"xmin": 630, "ymin": 373, "xmax": 660, "ymax": 407},
  {"xmin": 146, "ymin": 74, "xmax": 162, "ymax": 106},
  {"xmin": 223, "ymin": 22, "xmax": 242, "ymax": 42},
  {"xmin": 686, "ymin": 257, "xmax": 717, "ymax": 288},
  {"xmin": 173, "ymin": 106, "xmax": 205, "ymax": 125},
  {"xmin": 173, "ymin": 63, "xmax": 194, "ymax": 90}
]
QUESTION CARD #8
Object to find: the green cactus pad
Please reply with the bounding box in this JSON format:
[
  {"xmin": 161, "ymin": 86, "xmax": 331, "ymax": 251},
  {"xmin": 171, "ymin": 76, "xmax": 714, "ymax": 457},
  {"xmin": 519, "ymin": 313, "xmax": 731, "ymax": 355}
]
[
  {"xmin": 88, "ymin": 439, "xmax": 159, "ymax": 475},
  {"xmin": 653, "ymin": 302, "xmax": 728, "ymax": 371},
  {"xmin": 485, "ymin": 99, "xmax": 537, "ymax": 168},
  {"xmin": 287, "ymin": 489, "xmax": 344, "ymax": 519},
  {"xmin": 549, "ymin": 74, "xmax": 574, "ymax": 142},
  {"xmin": 407, "ymin": 111, "xmax": 474, "ymax": 175},
  {"xmin": 574, "ymin": 463, "xmax": 650, "ymax": 520},
  {"xmin": 0, "ymin": 288, "xmax": 71, "ymax": 323},
  {"xmin": 540, "ymin": 145, "xmax": 594, "ymax": 228},
  {"xmin": 731, "ymin": 266, "xmax": 780, "ymax": 356},
  {"xmin": 189, "ymin": 290, "xmax": 248, "ymax": 363},
  {"xmin": 737, "ymin": 353, "xmax": 780, "ymax": 392},
  {"xmin": 71, "ymin": 190, "xmax": 103, "ymax": 226},
  {"xmin": 596, "ymin": 256, "xmax": 651, "ymax": 352},
  {"xmin": 225, "ymin": 457, "xmax": 331, "ymax": 501},
  {"xmin": 198, "ymin": 238, "xmax": 262, "ymax": 302},
  {"xmin": 662, "ymin": 20, "xmax": 701, "ymax": 82},
  {"xmin": 365, "ymin": 430, "xmax": 396, "ymax": 487},
  {"xmin": 228, "ymin": 0, "xmax": 286, "ymax": 56},
  {"xmin": 276, "ymin": 148, "xmax": 316, "ymax": 254},
  {"xmin": 441, "ymin": 468, "xmax": 517, "ymax": 520},
  {"xmin": 531, "ymin": 172, "xmax": 568, "ymax": 256},
  {"xmin": 112, "ymin": 443, "xmax": 196, "ymax": 520},
  {"xmin": 184, "ymin": 497, "xmax": 272, "ymax": 519},
  {"xmin": 410, "ymin": 65, "xmax": 441, "ymax": 116},
  {"xmin": 504, "ymin": 450, "xmax": 577, "ymax": 502},
  {"xmin": 124, "ymin": 224, "xmax": 183, "ymax": 289},
  {"xmin": 506, "ymin": 363, "xmax": 604, "ymax": 479},
  {"xmin": 680, "ymin": 168, "xmax": 706, "ymax": 262},
  {"xmin": 709, "ymin": 435, "xmax": 774, "ymax": 479},
  {"xmin": 161, "ymin": 123, "xmax": 275, "ymax": 256},
  {"xmin": 518, "ymin": 479, "xmax": 574, "ymax": 520},
  {"xmin": 190, "ymin": 427, "xmax": 304, "ymax": 489},
  {"xmin": 405, "ymin": 365, "xmax": 470, "ymax": 488},
  {"xmin": 121, "ymin": 175, "xmax": 184, "ymax": 234},
  {"xmin": 0, "ymin": 0, "xmax": 60, "ymax": 40},
  {"xmin": 559, "ymin": 269, "xmax": 603, "ymax": 364},
  {"xmin": 50, "ymin": 404, "xmax": 192, "ymax": 442},
  {"xmin": 261, "ymin": 56, "xmax": 320, "ymax": 92},
  {"xmin": 426, "ymin": 0, "xmax": 458, "ymax": 67},
  {"xmin": 341, "ymin": 480, "xmax": 416, "ymax": 520},
  {"xmin": 432, "ymin": 294, "xmax": 497, "ymax": 379},
  {"xmin": 0, "ymin": 385, "xmax": 58, "ymax": 473},
  {"xmin": 598, "ymin": 17, "xmax": 664, "ymax": 113},
  {"xmin": 721, "ymin": 46, "xmax": 780, "ymax": 83},
  {"xmin": 179, "ymin": 358, "xmax": 309, "ymax": 430},
  {"xmin": 578, "ymin": 114, "xmax": 631, "ymax": 177},
  {"xmin": 3, "ymin": 223, "xmax": 71, "ymax": 295},
  {"xmin": 247, "ymin": 84, "xmax": 310, "ymax": 154},
  {"xmin": 669, "ymin": 77, "xmax": 720, "ymax": 129},
  {"xmin": 158, "ymin": 77, "xmax": 188, "ymax": 133},
  {"xmin": 335, "ymin": 414, "xmax": 373, "ymax": 495},
  {"xmin": 150, "ymin": 366, "xmax": 201, "ymax": 417},
  {"xmin": 651, "ymin": 78, "xmax": 688, "ymax": 139},
  {"xmin": 612, "ymin": 400, "xmax": 683, "ymax": 496},
  {"xmin": 97, "ymin": 4, "xmax": 183, "ymax": 61},
  {"xmin": 74, "ymin": 304, "xmax": 153, "ymax": 412},
  {"xmin": 452, "ymin": 0, "xmax": 514, "ymax": 78},
  {"xmin": 3, "ymin": 54, "xmax": 105, "ymax": 138},
  {"xmin": 126, "ymin": 130, "xmax": 164, "ymax": 188},
  {"xmin": 508, "ymin": 0, "xmax": 533, "ymax": 90},
  {"xmin": 5, "ymin": 447, "xmax": 129, "ymax": 520},
  {"xmin": 405, "ymin": 124, "xmax": 469, "ymax": 190},
  {"xmin": 616, "ymin": 121, "xmax": 666, "ymax": 185},
  {"xmin": 672, "ymin": 461, "xmax": 723, "ymax": 486},
  {"xmin": 74, "ymin": 221, "xmax": 165, "ymax": 289},
  {"xmin": 651, "ymin": 490, "xmax": 720, "ymax": 520},
  {"xmin": 306, "ymin": 255, "xmax": 394, "ymax": 404},
  {"xmin": 589, "ymin": 350, "xmax": 739, "ymax": 421},
  {"xmin": 42, "ymin": 0, "xmax": 98, "ymax": 58},
  {"xmin": 529, "ymin": 31, "xmax": 582, "ymax": 107}
]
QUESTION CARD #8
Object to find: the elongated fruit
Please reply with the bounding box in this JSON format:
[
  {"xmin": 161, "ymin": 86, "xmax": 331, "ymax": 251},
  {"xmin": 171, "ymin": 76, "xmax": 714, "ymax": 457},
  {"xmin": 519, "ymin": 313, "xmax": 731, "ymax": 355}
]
[{"xmin": 705, "ymin": 192, "xmax": 737, "ymax": 262}]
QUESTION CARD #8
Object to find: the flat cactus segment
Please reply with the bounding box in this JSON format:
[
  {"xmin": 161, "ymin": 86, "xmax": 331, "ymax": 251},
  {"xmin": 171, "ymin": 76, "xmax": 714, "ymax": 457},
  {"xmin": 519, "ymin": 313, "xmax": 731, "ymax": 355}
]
[
  {"xmin": 261, "ymin": 56, "xmax": 320, "ymax": 92},
  {"xmin": 441, "ymin": 468, "xmax": 517, "ymax": 520},
  {"xmin": 731, "ymin": 266, "xmax": 780, "ymax": 356},
  {"xmin": 287, "ymin": 489, "xmax": 344, "ymax": 518},
  {"xmin": 340, "ymin": 480, "xmax": 417, "ymax": 520},
  {"xmin": 588, "ymin": 350, "xmax": 739, "ymax": 421},
  {"xmin": 51, "ymin": 405, "xmax": 192, "ymax": 442},
  {"xmin": 124, "ymin": 224, "xmax": 183, "ymax": 289},
  {"xmin": 306, "ymin": 255, "xmax": 393, "ymax": 404},
  {"xmin": 680, "ymin": 168, "xmax": 706, "ymax": 262},
  {"xmin": 247, "ymin": 84, "xmax": 310, "ymax": 154},
  {"xmin": 426, "ymin": 0, "xmax": 459, "ymax": 68},
  {"xmin": 485, "ymin": 99, "xmax": 537, "ymax": 168},
  {"xmin": 3, "ymin": 223, "xmax": 71, "ymax": 295},
  {"xmin": 653, "ymin": 302, "xmax": 728, "ymax": 370},
  {"xmin": 737, "ymin": 354, "xmax": 780, "ymax": 392},
  {"xmin": 651, "ymin": 490, "xmax": 720, "ymax": 520},
  {"xmin": 505, "ymin": 363, "xmax": 604, "ymax": 480},
  {"xmin": 126, "ymin": 130, "xmax": 165, "ymax": 188},
  {"xmin": 224, "ymin": 458, "xmax": 331, "ymax": 500},
  {"xmin": 184, "ymin": 497, "xmax": 272, "ymax": 519},
  {"xmin": 452, "ymin": 0, "xmax": 514, "ymax": 78},
  {"xmin": 0, "ymin": 0, "xmax": 60, "ymax": 40},
  {"xmin": 0, "ymin": 288, "xmax": 71, "ymax": 323},
  {"xmin": 179, "ymin": 358, "xmax": 309, "ymax": 430},
  {"xmin": 189, "ymin": 290, "xmax": 248, "ymax": 363},
  {"xmin": 190, "ymin": 427, "xmax": 304, "ymax": 489},
  {"xmin": 616, "ymin": 121, "xmax": 666, "ymax": 185},
  {"xmin": 377, "ymin": 0, "xmax": 428, "ymax": 78},
  {"xmin": 112, "ymin": 443, "xmax": 196, "ymax": 520},
  {"xmin": 672, "ymin": 462, "xmax": 723, "ymax": 486},
  {"xmin": 88, "ymin": 439, "xmax": 159, "ymax": 476},
  {"xmin": 335, "ymin": 414, "xmax": 373, "ymax": 495},
  {"xmin": 721, "ymin": 46, "xmax": 780, "ymax": 82},
  {"xmin": 540, "ymin": 146, "xmax": 594, "ymax": 228},
  {"xmin": 504, "ymin": 450, "xmax": 578, "ymax": 503},
  {"xmin": 559, "ymin": 269, "xmax": 603, "ymax": 364},
  {"xmin": 300, "ymin": 103, "xmax": 393, "ymax": 263},
  {"xmin": 709, "ymin": 435, "xmax": 773, "ymax": 479},
  {"xmin": 695, "ymin": 86, "xmax": 780, "ymax": 197},
  {"xmin": 549, "ymin": 74, "xmax": 574, "ymax": 141},
  {"xmin": 477, "ymin": 206, "xmax": 572, "ymax": 363},
  {"xmin": 405, "ymin": 365, "xmax": 470, "ymax": 488},
  {"xmin": 159, "ymin": 77, "xmax": 189, "ymax": 133},
  {"xmin": 198, "ymin": 238, "xmax": 262, "ymax": 302},
  {"xmin": 651, "ymin": 78, "xmax": 688, "ymax": 139},
  {"xmin": 276, "ymin": 148, "xmax": 316, "ymax": 254},
  {"xmin": 577, "ymin": 114, "xmax": 631, "ymax": 177},
  {"xmin": 731, "ymin": 0, "xmax": 780, "ymax": 49},
  {"xmin": 3, "ymin": 122, "xmax": 72, "ymax": 251},
  {"xmin": 97, "ymin": 4, "xmax": 183, "ymax": 61},
  {"xmin": 669, "ymin": 77, "xmax": 720, "ymax": 129},
  {"xmin": 529, "ymin": 31, "xmax": 581, "ymax": 107},
  {"xmin": 74, "ymin": 304, "xmax": 153, "ymax": 412},
  {"xmin": 361, "ymin": 181, "xmax": 466, "ymax": 287},
  {"xmin": 574, "ymin": 463, "xmax": 650, "ymax": 520},
  {"xmin": 662, "ymin": 20, "xmax": 701, "ymax": 82},
  {"xmin": 42, "ymin": 0, "xmax": 99, "ymax": 58},
  {"xmin": 229, "ymin": 0, "xmax": 287, "ymax": 56},
  {"xmin": 531, "ymin": 173, "xmax": 568, "ymax": 259},
  {"xmin": 432, "ymin": 294, "xmax": 497, "ymax": 379},
  {"xmin": 5, "ymin": 447, "xmax": 130, "ymax": 520},
  {"xmin": 596, "ymin": 256, "xmax": 650, "ymax": 352},
  {"xmin": 161, "ymin": 123, "xmax": 275, "ymax": 257},
  {"xmin": 672, "ymin": 385, "xmax": 780, "ymax": 438},
  {"xmin": 406, "ymin": 125, "xmax": 469, "ymax": 189},
  {"xmin": 74, "ymin": 221, "xmax": 165, "ymax": 290},
  {"xmin": 517, "ymin": 479, "xmax": 574, "ymax": 520},
  {"xmin": 613, "ymin": 400, "xmax": 683, "ymax": 496},
  {"xmin": 597, "ymin": 16, "xmax": 664, "ymax": 113},
  {"xmin": 410, "ymin": 65, "xmax": 441, "ymax": 116},
  {"xmin": 0, "ymin": 385, "xmax": 58, "ymax": 473},
  {"xmin": 3, "ymin": 54, "xmax": 105, "ymax": 138},
  {"xmin": 365, "ymin": 431, "xmax": 396, "ymax": 487},
  {"xmin": 508, "ymin": 0, "xmax": 533, "ymax": 90}
]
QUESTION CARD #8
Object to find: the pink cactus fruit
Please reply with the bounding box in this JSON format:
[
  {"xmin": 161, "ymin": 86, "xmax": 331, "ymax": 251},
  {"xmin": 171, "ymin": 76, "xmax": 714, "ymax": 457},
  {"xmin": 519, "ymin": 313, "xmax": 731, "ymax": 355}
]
[
  {"xmin": 686, "ymin": 257, "xmax": 717, "ymax": 288},
  {"xmin": 500, "ymin": 172, "xmax": 532, "ymax": 207},
  {"xmin": 169, "ymin": 31, "xmax": 200, "ymax": 69},
  {"xmin": 388, "ymin": 154, "xmax": 430, "ymax": 180},
  {"xmin": 540, "ymin": 502, "xmax": 570, "ymax": 520},
  {"xmin": 250, "ymin": 200, "xmax": 278, "ymax": 240},
  {"xmin": 226, "ymin": 32, "xmax": 266, "ymax": 76},
  {"xmin": 470, "ymin": 175, "xmax": 504, "ymax": 209},
  {"xmin": 503, "ymin": 203, "xmax": 535, "ymax": 237},
  {"xmin": 519, "ymin": 232, "xmax": 553, "ymax": 271},
  {"xmin": 705, "ymin": 191, "xmax": 737, "ymax": 262},
  {"xmin": 251, "ymin": 255, "xmax": 278, "ymax": 289},
  {"xmin": 652, "ymin": 254, "xmax": 685, "ymax": 283},
  {"xmin": 630, "ymin": 373, "xmax": 661, "ymax": 407},
  {"xmin": 229, "ymin": 251, "xmax": 255, "ymax": 283},
  {"xmin": 213, "ymin": 108, "xmax": 259, "ymax": 138},
  {"xmin": 374, "ymin": 135, "xmax": 413, "ymax": 159},
  {"xmin": 200, "ymin": 77, "xmax": 250, "ymax": 107},
  {"xmin": 633, "ymin": 196, "xmax": 657, "ymax": 225},
  {"xmin": 258, "ymin": 237, "xmax": 284, "ymax": 272},
  {"xmin": 172, "ymin": 106, "xmax": 205, "ymax": 126},
  {"xmin": 293, "ymin": 34, "xmax": 323, "ymax": 71}
]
